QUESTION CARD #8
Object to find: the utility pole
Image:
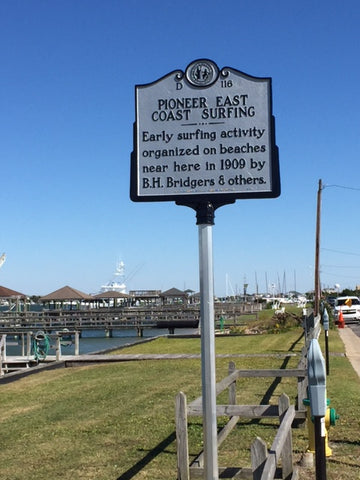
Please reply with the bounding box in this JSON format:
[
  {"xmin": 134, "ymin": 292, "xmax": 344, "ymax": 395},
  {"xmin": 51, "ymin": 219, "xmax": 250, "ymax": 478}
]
[{"xmin": 314, "ymin": 179, "xmax": 322, "ymax": 316}]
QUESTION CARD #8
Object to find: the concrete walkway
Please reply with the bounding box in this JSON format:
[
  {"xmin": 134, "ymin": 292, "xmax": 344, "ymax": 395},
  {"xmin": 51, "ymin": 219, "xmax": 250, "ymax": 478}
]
[{"xmin": 338, "ymin": 326, "xmax": 360, "ymax": 378}]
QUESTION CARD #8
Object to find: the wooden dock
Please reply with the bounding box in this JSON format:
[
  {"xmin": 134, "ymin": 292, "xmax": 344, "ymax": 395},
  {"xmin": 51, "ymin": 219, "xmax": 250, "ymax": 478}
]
[
  {"xmin": 0, "ymin": 303, "xmax": 261, "ymax": 376},
  {"xmin": 0, "ymin": 303, "xmax": 260, "ymax": 336}
]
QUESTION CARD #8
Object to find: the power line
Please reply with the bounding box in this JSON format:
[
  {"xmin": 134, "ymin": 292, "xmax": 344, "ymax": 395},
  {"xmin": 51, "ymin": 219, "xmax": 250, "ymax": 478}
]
[
  {"xmin": 322, "ymin": 247, "xmax": 360, "ymax": 257},
  {"xmin": 322, "ymin": 264, "xmax": 360, "ymax": 269},
  {"xmin": 321, "ymin": 270, "xmax": 360, "ymax": 280},
  {"xmin": 323, "ymin": 184, "xmax": 360, "ymax": 192}
]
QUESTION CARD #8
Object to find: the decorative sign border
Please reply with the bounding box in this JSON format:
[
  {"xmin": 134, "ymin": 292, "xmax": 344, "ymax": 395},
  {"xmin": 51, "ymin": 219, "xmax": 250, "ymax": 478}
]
[{"xmin": 130, "ymin": 59, "xmax": 280, "ymax": 204}]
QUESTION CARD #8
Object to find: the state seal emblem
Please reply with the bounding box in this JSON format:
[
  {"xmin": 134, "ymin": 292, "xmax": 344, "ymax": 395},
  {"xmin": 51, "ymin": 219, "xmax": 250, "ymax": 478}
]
[{"xmin": 185, "ymin": 59, "xmax": 218, "ymax": 87}]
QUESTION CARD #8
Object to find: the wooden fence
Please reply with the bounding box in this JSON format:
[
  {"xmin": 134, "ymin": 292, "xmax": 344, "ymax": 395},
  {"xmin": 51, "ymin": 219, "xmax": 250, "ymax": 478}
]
[
  {"xmin": 176, "ymin": 362, "xmax": 302, "ymax": 479},
  {"xmin": 175, "ymin": 310, "xmax": 322, "ymax": 480}
]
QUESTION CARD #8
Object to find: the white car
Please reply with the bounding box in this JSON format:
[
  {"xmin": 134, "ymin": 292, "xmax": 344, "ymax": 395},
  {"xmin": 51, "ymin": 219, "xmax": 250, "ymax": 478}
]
[{"xmin": 334, "ymin": 296, "xmax": 360, "ymax": 322}]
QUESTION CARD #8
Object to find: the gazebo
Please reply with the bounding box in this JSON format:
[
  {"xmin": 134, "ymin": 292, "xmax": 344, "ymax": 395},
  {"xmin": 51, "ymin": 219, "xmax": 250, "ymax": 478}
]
[
  {"xmin": 39, "ymin": 285, "xmax": 93, "ymax": 310},
  {"xmin": 128, "ymin": 290, "xmax": 161, "ymax": 306},
  {"xmin": 92, "ymin": 290, "xmax": 130, "ymax": 308},
  {"xmin": 0, "ymin": 285, "xmax": 27, "ymax": 312},
  {"xmin": 160, "ymin": 288, "xmax": 189, "ymax": 305}
]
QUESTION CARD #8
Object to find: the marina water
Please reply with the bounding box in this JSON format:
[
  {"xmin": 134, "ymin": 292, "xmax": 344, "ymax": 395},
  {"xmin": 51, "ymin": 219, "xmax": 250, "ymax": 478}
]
[{"xmin": 5, "ymin": 328, "xmax": 198, "ymax": 356}]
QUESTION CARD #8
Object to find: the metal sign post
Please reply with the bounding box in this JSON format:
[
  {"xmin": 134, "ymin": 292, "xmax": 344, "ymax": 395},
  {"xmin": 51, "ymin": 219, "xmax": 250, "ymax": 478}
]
[
  {"xmin": 197, "ymin": 202, "xmax": 218, "ymax": 479},
  {"xmin": 308, "ymin": 339, "xmax": 327, "ymax": 480},
  {"xmin": 130, "ymin": 59, "xmax": 280, "ymax": 480}
]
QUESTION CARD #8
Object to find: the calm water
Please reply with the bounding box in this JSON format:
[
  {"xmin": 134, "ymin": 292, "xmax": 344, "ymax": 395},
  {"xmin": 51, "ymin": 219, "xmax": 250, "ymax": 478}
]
[{"xmin": 5, "ymin": 328, "xmax": 199, "ymax": 356}]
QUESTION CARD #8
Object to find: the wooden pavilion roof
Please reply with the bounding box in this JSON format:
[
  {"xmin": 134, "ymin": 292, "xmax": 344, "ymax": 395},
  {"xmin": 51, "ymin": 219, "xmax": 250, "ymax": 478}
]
[
  {"xmin": 0, "ymin": 285, "xmax": 27, "ymax": 299},
  {"xmin": 161, "ymin": 287, "xmax": 187, "ymax": 297},
  {"xmin": 39, "ymin": 285, "xmax": 93, "ymax": 302},
  {"xmin": 92, "ymin": 291, "xmax": 129, "ymax": 299}
]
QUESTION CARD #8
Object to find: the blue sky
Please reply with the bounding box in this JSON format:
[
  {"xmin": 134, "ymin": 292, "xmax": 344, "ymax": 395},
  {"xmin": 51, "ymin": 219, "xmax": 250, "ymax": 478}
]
[{"xmin": 1, "ymin": 0, "xmax": 360, "ymax": 296}]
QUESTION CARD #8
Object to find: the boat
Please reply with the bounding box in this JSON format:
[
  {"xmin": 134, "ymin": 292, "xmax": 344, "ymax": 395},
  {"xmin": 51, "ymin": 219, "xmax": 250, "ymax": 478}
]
[{"xmin": 100, "ymin": 261, "xmax": 127, "ymax": 294}]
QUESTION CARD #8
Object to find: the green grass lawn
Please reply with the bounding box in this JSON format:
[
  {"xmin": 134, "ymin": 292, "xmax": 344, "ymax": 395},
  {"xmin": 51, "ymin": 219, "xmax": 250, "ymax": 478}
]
[{"xmin": 0, "ymin": 327, "xmax": 359, "ymax": 480}]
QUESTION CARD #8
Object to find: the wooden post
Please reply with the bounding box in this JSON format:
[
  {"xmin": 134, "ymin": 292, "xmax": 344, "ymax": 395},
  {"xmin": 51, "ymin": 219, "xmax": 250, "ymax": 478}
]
[
  {"xmin": 278, "ymin": 394, "xmax": 293, "ymax": 479},
  {"xmin": 75, "ymin": 331, "xmax": 80, "ymax": 355},
  {"xmin": 251, "ymin": 436, "xmax": 268, "ymax": 480},
  {"xmin": 0, "ymin": 335, "xmax": 5, "ymax": 376},
  {"xmin": 27, "ymin": 332, "xmax": 32, "ymax": 356},
  {"xmin": 228, "ymin": 361, "xmax": 236, "ymax": 406},
  {"xmin": 176, "ymin": 392, "xmax": 190, "ymax": 480},
  {"xmin": 297, "ymin": 355, "xmax": 308, "ymax": 424},
  {"xmin": 56, "ymin": 336, "xmax": 61, "ymax": 361},
  {"xmin": 2, "ymin": 334, "xmax": 6, "ymax": 362}
]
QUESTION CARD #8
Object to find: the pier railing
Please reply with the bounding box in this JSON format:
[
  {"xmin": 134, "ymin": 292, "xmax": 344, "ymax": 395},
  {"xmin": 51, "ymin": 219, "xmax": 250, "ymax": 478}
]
[{"xmin": 0, "ymin": 303, "xmax": 261, "ymax": 333}]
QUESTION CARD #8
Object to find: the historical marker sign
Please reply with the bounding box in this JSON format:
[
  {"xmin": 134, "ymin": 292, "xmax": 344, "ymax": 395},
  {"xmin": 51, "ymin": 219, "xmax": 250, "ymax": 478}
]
[
  {"xmin": 131, "ymin": 59, "xmax": 280, "ymax": 204},
  {"xmin": 130, "ymin": 60, "xmax": 280, "ymax": 480}
]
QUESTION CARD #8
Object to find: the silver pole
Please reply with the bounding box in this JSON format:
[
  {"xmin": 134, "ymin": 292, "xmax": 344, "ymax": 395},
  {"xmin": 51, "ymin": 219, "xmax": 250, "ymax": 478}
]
[{"xmin": 198, "ymin": 223, "xmax": 218, "ymax": 480}]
